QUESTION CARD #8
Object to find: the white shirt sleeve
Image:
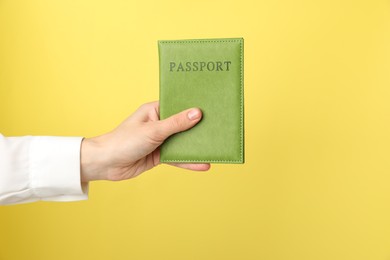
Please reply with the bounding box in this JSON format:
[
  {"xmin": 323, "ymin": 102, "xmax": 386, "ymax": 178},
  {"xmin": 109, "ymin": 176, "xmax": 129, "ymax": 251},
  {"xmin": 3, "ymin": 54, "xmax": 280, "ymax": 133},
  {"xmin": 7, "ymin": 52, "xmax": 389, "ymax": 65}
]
[{"xmin": 0, "ymin": 134, "xmax": 88, "ymax": 205}]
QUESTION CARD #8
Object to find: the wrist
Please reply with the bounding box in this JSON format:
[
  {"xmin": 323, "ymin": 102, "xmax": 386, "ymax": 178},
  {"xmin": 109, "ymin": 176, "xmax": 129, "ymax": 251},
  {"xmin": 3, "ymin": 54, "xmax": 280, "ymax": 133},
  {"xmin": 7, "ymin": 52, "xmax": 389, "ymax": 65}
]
[{"xmin": 80, "ymin": 136, "xmax": 108, "ymax": 182}]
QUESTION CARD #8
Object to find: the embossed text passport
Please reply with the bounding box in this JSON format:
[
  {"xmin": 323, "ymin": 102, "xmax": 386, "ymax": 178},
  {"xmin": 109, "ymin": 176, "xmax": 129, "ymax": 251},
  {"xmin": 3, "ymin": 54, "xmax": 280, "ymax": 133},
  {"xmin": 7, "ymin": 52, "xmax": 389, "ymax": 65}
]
[{"xmin": 159, "ymin": 38, "xmax": 244, "ymax": 164}]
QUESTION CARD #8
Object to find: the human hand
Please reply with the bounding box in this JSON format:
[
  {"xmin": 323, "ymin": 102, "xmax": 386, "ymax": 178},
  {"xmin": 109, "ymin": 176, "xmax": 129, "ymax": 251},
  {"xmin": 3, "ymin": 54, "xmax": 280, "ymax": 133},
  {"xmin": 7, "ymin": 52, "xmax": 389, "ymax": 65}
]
[{"xmin": 80, "ymin": 101, "xmax": 210, "ymax": 182}]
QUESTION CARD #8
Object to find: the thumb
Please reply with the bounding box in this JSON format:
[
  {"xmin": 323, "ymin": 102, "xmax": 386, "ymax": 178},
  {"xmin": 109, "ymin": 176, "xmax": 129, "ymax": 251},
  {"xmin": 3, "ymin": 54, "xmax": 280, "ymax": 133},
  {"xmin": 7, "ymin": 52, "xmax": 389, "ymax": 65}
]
[{"xmin": 157, "ymin": 108, "xmax": 202, "ymax": 138}]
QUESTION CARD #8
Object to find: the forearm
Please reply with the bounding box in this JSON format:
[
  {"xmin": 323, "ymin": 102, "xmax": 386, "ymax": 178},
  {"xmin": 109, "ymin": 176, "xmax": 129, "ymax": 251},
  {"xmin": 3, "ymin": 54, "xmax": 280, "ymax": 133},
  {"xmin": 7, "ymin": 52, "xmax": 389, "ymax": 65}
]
[{"xmin": 0, "ymin": 135, "xmax": 87, "ymax": 205}]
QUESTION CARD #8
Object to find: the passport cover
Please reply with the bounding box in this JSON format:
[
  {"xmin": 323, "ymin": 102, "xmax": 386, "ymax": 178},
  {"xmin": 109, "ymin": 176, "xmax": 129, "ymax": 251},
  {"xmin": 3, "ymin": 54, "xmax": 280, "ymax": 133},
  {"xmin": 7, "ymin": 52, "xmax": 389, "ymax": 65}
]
[{"xmin": 158, "ymin": 38, "xmax": 244, "ymax": 164}]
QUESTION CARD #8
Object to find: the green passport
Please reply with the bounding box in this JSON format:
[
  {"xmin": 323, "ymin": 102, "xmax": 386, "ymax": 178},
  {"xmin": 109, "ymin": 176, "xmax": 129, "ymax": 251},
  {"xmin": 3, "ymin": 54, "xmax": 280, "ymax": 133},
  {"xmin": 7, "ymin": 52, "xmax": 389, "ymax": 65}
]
[{"xmin": 158, "ymin": 38, "xmax": 244, "ymax": 164}]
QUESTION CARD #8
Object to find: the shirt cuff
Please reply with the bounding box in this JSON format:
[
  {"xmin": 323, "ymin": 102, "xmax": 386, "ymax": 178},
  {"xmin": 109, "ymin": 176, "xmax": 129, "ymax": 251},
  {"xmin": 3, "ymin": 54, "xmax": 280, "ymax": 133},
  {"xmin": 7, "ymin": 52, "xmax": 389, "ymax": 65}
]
[{"xmin": 29, "ymin": 136, "xmax": 88, "ymax": 202}]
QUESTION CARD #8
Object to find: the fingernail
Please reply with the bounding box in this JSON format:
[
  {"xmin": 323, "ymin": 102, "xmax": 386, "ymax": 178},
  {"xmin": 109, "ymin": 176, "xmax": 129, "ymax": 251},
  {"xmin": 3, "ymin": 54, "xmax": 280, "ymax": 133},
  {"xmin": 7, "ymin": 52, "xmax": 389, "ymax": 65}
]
[{"xmin": 188, "ymin": 109, "xmax": 201, "ymax": 120}]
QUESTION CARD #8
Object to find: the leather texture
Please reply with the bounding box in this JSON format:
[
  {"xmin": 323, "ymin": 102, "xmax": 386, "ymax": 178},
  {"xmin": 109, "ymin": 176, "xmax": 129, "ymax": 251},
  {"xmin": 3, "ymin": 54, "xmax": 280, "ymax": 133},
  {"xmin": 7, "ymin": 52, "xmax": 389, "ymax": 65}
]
[{"xmin": 159, "ymin": 38, "xmax": 244, "ymax": 164}]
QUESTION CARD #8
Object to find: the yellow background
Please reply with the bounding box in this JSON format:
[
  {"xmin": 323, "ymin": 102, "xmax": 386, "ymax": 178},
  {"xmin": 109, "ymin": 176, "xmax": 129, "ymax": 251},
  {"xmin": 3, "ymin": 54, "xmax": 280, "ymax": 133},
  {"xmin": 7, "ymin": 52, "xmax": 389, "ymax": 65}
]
[{"xmin": 1, "ymin": 0, "xmax": 390, "ymax": 259}]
